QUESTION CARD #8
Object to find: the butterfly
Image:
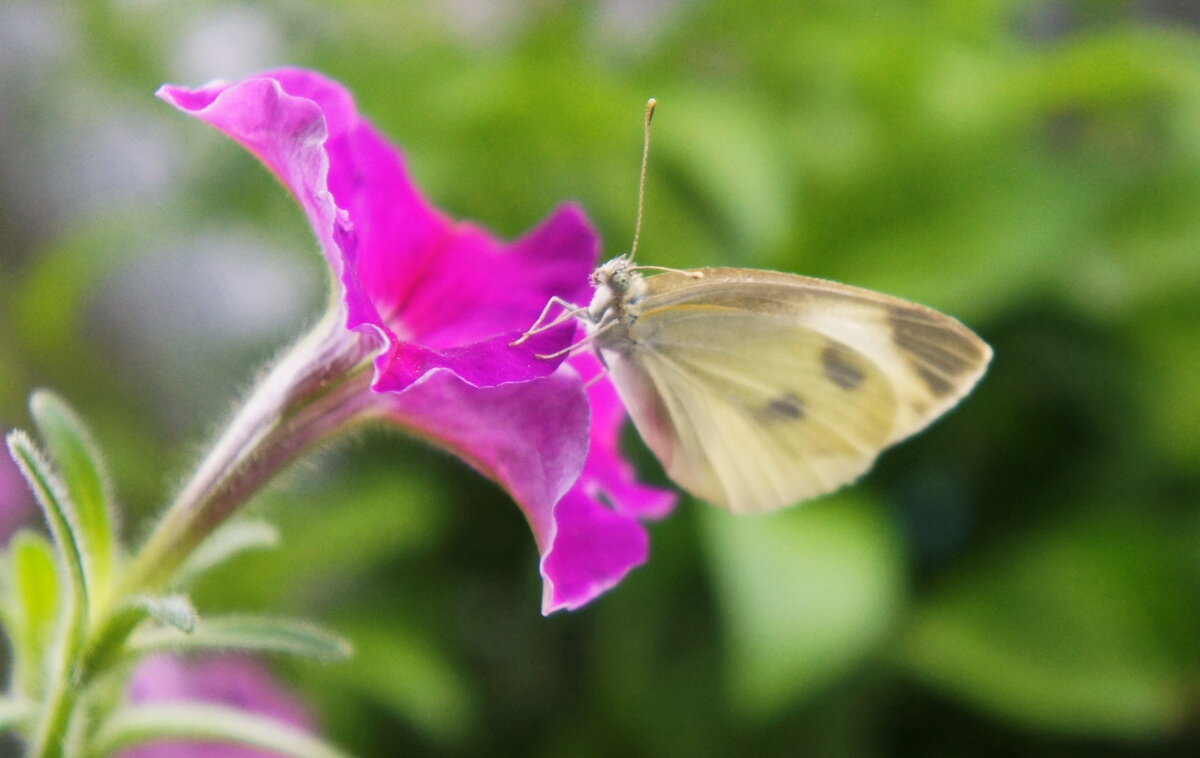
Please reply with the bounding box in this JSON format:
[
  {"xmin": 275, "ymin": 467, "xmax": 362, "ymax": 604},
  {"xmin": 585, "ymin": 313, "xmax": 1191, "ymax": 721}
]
[{"xmin": 515, "ymin": 100, "xmax": 991, "ymax": 514}]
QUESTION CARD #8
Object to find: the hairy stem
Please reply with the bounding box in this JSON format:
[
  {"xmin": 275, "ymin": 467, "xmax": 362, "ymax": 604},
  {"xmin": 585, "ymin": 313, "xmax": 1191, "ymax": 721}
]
[
  {"xmin": 74, "ymin": 311, "xmax": 383, "ymax": 703},
  {"xmin": 123, "ymin": 313, "xmax": 381, "ymax": 594}
]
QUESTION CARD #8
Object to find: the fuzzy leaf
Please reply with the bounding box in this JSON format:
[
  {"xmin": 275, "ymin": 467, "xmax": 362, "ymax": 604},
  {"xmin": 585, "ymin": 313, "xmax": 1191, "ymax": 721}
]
[
  {"xmin": 7, "ymin": 531, "xmax": 61, "ymax": 700},
  {"xmin": 6, "ymin": 430, "xmax": 89, "ymax": 651},
  {"xmin": 130, "ymin": 614, "xmax": 352, "ymax": 662},
  {"xmin": 133, "ymin": 594, "xmax": 198, "ymax": 634},
  {"xmin": 94, "ymin": 704, "xmax": 353, "ymax": 758},
  {"xmin": 173, "ymin": 519, "xmax": 280, "ymax": 588},
  {"xmin": 30, "ymin": 390, "xmax": 119, "ymax": 597}
]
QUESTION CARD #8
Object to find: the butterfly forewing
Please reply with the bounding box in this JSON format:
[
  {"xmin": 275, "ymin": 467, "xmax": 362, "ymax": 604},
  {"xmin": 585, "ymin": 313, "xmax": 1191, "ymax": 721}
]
[
  {"xmin": 639, "ymin": 269, "xmax": 991, "ymax": 441},
  {"xmin": 595, "ymin": 268, "xmax": 992, "ymax": 514}
]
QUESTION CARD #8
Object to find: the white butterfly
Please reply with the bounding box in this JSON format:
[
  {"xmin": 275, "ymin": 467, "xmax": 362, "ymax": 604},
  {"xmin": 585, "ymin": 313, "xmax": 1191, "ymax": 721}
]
[{"xmin": 516, "ymin": 101, "xmax": 991, "ymax": 514}]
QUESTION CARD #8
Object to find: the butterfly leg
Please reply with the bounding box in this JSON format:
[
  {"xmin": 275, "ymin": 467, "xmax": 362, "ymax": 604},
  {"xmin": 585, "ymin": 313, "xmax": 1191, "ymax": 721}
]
[
  {"xmin": 510, "ymin": 296, "xmax": 589, "ymax": 346},
  {"xmin": 582, "ymin": 357, "xmax": 611, "ymax": 389},
  {"xmin": 534, "ymin": 320, "xmax": 618, "ymax": 360}
]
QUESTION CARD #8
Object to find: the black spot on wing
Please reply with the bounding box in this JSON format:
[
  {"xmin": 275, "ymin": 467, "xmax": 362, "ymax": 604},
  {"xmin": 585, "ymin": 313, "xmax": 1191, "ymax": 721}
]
[
  {"xmin": 889, "ymin": 305, "xmax": 986, "ymax": 396},
  {"xmin": 764, "ymin": 393, "xmax": 805, "ymax": 421},
  {"xmin": 888, "ymin": 305, "xmax": 983, "ymax": 376},
  {"xmin": 821, "ymin": 344, "xmax": 865, "ymax": 390}
]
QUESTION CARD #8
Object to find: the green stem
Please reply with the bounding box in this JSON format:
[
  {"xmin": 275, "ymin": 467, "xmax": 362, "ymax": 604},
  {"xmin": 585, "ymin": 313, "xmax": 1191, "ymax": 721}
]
[
  {"xmin": 29, "ymin": 677, "xmax": 71, "ymax": 758},
  {"xmin": 8, "ymin": 436, "xmax": 91, "ymax": 758}
]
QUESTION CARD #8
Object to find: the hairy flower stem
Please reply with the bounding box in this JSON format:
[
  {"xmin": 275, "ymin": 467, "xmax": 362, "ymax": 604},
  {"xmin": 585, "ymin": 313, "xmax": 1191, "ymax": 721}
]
[
  {"xmin": 76, "ymin": 311, "xmax": 382, "ymax": 689},
  {"xmin": 127, "ymin": 313, "xmax": 380, "ymax": 593}
]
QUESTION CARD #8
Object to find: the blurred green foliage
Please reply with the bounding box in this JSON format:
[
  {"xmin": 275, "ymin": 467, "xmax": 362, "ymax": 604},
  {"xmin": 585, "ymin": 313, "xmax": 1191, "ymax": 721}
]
[{"xmin": 2, "ymin": 0, "xmax": 1199, "ymax": 755}]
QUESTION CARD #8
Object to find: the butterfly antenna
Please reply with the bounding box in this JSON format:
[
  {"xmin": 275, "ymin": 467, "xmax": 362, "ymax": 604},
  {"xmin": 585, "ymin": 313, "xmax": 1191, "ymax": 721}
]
[{"xmin": 629, "ymin": 97, "xmax": 657, "ymax": 262}]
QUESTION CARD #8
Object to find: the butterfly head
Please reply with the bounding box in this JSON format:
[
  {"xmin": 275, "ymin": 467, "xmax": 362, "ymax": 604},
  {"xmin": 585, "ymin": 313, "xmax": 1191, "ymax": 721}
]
[
  {"xmin": 587, "ymin": 254, "xmax": 648, "ymax": 324},
  {"xmin": 591, "ymin": 254, "xmax": 639, "ymax": 294}
]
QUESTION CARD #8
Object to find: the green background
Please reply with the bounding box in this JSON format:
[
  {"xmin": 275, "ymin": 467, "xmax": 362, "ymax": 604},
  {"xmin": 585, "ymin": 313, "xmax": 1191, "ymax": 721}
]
[{"xmin": 2, "ymin": 0, "xmax": 1199, "ymax": 755}]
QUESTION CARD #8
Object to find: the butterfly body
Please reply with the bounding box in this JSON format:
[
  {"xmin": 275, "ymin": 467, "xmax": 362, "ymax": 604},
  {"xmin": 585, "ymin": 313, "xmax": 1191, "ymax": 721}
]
[
  {"xmin": 582, "ymin": 258, "xmax": 991, "ymax": 515},
  {"xmin": 586, "ymin": 255, "xmax": 645, "ymax": 326}
]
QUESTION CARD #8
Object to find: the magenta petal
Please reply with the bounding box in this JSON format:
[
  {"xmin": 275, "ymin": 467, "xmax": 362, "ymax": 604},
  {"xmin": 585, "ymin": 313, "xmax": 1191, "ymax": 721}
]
[
  {"xmin": 333, "ymin": 122, "xmax": 596, "ymax": 389},
  {"xmin": 120, "ymin": 654, "xmax": 312, "ymax": 758},
  {"xmin": 374, "ymin": 328, "xmax": 574, "ymax": 393},
  {"xmin": 371, "ymin": 206, "xmax": 596, "ymax": 349},
  {"xmin": 325, "ymin": 122, "xmax": 599, "ymax": 344},
  {"xmin": 384, "ymin": 357, "xmax": 676, "ymax": 615},
  {"xmin": 382, "ymin": 368, "xmax": 591, "ymax": 547},
  {"xmin": 575, "ymin": 353, "xmax": 677, "ymax": 520},
  {"xmin": 367, "ymin": 204, "xmax": 598, "ymax": 391},
  {"xmin": 539, "ymin": 353, "xmax": 677, "ymax": 614},
  {"xmin": 539, "ymin": 485, "xmax": 650, "ymax": 613},
  {"xmin": 157, "ymin": 72, "xmax": 381, "ymax": 343}
]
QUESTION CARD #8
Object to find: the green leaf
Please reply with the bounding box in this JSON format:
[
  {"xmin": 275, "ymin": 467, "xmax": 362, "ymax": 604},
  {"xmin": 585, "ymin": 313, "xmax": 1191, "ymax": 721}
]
[
  {"xmin": 130, "ymin": 614, "xmax": 352, "ymax": 662},
  {"xmin": 701, "ymin": 491, "xmax": 905, "ymax": 717},
  {"xmin": 30, "ymin": 390, "xmax": 119, "ymax": 598},
  {"xmin": 897, "ymin": 510, "xmax": 1200, "ymax": 738},
  {"xmin": 0, "ymin": 696, "xmax": 35, "ymax": 733},
  {"xmin": 132, "ymin": 594, "xmax": 198, "ymax": 634},
  {"xmin": 6, "ymin": 430, "xmax": 89, "ymax": 653},
  {"xmin": 173, "ymin": 519, "xmax": 280, "ymax": 589},
  {"xmin": 93, "ymin": 704, "xmax": 354, "ymax": 758},
  {"xmin": 6, "ymin": 531, "xmax": 62, "ymax": 700}
]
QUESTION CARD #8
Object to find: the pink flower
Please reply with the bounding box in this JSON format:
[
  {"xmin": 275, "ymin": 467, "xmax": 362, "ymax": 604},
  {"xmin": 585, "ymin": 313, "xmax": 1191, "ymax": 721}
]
[
  {"xmin": 158, "ymin": 69, "xmax": 675, "ymax": 612},
  {"xmin": 0, "ymin": 430, "xmax": 35, "ymax": 544},
  {"xmin": 119, "ymin": 654, "xmax": 312, "ymax": 758}
]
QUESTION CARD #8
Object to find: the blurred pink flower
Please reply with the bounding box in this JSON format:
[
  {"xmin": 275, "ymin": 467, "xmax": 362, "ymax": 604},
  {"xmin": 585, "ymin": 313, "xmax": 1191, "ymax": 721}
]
[
  {"xmin": 119, "ymin": 654, "xmax": 312, "ymax": 758},
  {"xmin": 0, "ymin": 427, "xmax": 35, "ymax": 544},
  {"xmin": 158, "ymin": 69, "xmax": 674, "ymax": 612}
]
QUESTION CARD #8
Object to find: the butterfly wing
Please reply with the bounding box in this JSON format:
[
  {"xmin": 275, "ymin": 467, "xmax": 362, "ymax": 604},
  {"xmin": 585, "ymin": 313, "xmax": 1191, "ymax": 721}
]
[{"xmin": 596, "ymin": 268, "xmax": 991, "ymax": 514}]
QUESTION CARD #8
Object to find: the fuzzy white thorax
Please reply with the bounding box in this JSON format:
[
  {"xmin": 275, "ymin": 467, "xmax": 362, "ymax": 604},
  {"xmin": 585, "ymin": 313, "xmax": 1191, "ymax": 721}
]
[{"xmin": 587, "ymin": 255, "xmax": 648, "ymax": 327}]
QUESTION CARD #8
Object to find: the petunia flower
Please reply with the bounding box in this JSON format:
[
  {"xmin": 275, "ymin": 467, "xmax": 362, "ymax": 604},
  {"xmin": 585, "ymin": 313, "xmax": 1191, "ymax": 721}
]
[
  {"xmin": 119, "ymin": 654, "xmax": 313, "ymax": 758},
  {"xmin": 156, "ymin": 69, "xmax": 675, "ymax": 612}
]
